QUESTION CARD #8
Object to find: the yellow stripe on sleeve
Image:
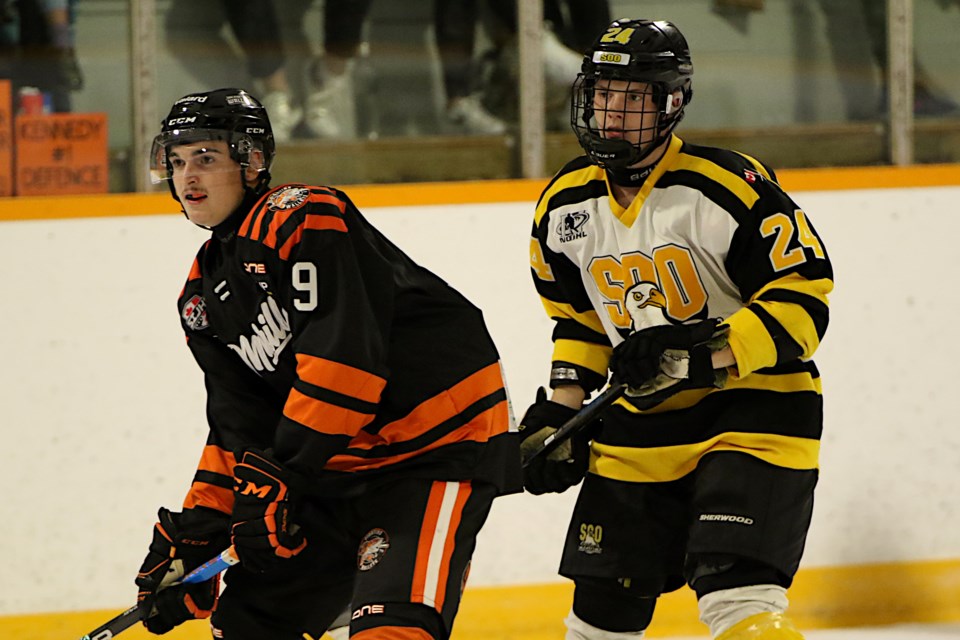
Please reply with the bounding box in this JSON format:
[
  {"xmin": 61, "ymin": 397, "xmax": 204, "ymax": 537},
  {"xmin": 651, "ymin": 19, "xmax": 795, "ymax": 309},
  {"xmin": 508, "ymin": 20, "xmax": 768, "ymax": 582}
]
[
  {"xmin": 534, "ymin": 164, "xmax": 604, "ymax": 225},
  {"xmin": 539, "ymin": 296, "xmax": 607, "ymax": 335},
  {"xmin": 753, "ymin": 299, "xmax": 821, "ymax": 359},
  {"xmin": 673, "ymin": 153, "xmax": 762, "ymax": 210},
  {"xmin": 753, "ymin": 273, "xmax": 833, "ymax": 307},
  {"xmin": 724, "ymin": 307, "xmax": 779, "ymax": 377},
  {"xmin": 552, "ymin": 339, "xmax": 612, "ymax": 377},
  {"xmin": 735, "ymin": 151, "xmax": 775, "ymax": 181}
]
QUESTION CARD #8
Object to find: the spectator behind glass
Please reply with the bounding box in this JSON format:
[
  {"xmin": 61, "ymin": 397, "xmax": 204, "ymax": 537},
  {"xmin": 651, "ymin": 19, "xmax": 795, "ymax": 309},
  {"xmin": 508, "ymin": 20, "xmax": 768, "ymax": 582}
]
[
  {"xmin": 855, "ymin": 0, "xmax": 959, "ymax": 117},
  {"xmin": 728, "ymin": 0, "xmax": 960, "ymax": 120},
  {"xmin": 435, "ymin": 0, "xmax": 507, "ymax": 135},
  {"xmin": 0, "ymin": 0, "xmax": 82, "ymax": 113},
  {"xmin": 164, "ymin": 0, "xmax": 373, "ymax": 142},
  {"xmin": 307, "ymin": 0, "xmax": 511, "ymax": 137},
  {"xmin": 164, "ymin": 0, "xmax": 606, "ymax": 140},
  {"xmin": 164, "ymin": 0, "xmax": 300, "ymax": 142},
  {"xmin": 477, "ymin": 0, "xmax": 611, "ymax": 131}
]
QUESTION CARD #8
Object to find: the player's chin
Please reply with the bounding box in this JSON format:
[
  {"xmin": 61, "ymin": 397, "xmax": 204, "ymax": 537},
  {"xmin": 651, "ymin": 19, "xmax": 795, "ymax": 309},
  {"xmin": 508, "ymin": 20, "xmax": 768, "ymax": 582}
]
[{"xmin": 183, "ymin": 206, "xmax": 217, "ymax": 227}]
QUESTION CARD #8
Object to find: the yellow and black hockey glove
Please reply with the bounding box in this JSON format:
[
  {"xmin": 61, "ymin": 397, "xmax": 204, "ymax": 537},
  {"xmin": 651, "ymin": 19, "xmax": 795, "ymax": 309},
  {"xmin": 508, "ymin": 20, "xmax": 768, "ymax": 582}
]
[
  {"xmin": 609, "ymin": 318, "xmax": 729, "ymax": 408},
  {"xmin": 135, "ymin": 507, "xmax": 230, "ymax": 635},
  {"xmin": 518, "ymin": 387, "xmax": 594, "ymax": 495},
  {"xmin": 231, "ymin": 449, "xmax": 307, "ymax": 574}
]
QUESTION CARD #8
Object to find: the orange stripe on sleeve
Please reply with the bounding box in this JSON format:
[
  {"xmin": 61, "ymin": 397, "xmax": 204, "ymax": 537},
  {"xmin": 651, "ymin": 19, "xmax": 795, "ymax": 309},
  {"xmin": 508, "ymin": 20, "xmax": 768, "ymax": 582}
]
[
  {"xmin": 305, "ymin": 213, "xmax": 348, "ymax": 232},
  {"xmin": 182, "ymin": 445, "xmax": 237, "ymax": 514},
  {"xmin": 296, "ymin": 354, "xmax": 386, "ymax": 404},
  {"xmin": 262, "ymin": 187, "xmax": 348, "ymax": 249},
  {"xmin": 183, "ymin": 483, "xmax": 233, "ymax": 514},
  {"xmin": 308, "ymin": 190, "xmax": 348, "ymax": 212},
  {"xmin": 238, "ymin": 190, "xmax": 272, "ymax": 239},
  {"xmin": 347, "ymin": 363, "xmax": 505, "ymax": 450},
  {"xmin": 197, "ymin": 444, "xmax": 236, "ymax": 475},
  {"xmin": 262, "ymin": 208, "xmax": 298, "ymax": 249},
  {"xmin": 277, "ymin": 212, "xmax": 348, "ymax": 260},
  {"xmin": 238, "ymin": 210, "xmax": 253, "ymax": 238},
  {"xmin": 325, "ymin": 400, "xmax": 510, "ymax": 472},
  {"xmin": 283, "ymin": 387, "xmax": 375, "ymax": 436}
]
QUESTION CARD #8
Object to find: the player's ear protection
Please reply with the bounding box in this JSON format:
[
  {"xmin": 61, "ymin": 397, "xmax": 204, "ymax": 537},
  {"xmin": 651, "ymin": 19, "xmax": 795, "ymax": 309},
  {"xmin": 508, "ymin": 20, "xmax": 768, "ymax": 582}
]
[{"xmin": 665, "ymin": 90, "xmax": 684, "ymax": 116}]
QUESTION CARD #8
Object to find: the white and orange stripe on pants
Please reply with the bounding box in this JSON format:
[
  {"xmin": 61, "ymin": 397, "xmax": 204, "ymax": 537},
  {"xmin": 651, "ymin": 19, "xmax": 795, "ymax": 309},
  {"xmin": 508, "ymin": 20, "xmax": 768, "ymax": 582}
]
[{"xmin": 411, "ymin": 480, "xmax": 473, "ymax": 612}]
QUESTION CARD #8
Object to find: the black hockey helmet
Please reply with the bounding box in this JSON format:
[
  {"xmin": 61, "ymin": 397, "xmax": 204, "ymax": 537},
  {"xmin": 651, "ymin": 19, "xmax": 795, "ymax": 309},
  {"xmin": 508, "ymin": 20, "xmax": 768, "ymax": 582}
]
[
  {"xmin": 571, "ymin": 19, "xmax": 693, "ymax": 168},
  {"xmin": 150, "ymin": 88, "xmax": 275, "ymax": 197}
]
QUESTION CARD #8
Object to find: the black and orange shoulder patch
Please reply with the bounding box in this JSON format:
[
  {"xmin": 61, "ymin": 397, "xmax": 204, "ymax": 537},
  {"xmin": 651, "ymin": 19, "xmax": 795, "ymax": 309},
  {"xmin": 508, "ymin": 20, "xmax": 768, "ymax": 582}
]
[
  {"xmin": 265, "ymin": 185, "xmax": 312, "ymax": 211},
  {"xmin": 240, "ymin": 184, "xmax": 349, "ymax": 248}
]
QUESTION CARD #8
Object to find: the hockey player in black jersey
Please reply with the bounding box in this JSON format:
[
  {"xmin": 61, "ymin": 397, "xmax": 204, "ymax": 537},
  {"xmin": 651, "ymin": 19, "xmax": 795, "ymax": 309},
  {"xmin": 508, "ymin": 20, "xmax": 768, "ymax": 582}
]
[
  {"xmin": 133, "ymin": 88, "xmax": 521, "ymax": 640},
  {"xmin": 520, "ymin": 19, "xmax": 833, "ymax": 640}
]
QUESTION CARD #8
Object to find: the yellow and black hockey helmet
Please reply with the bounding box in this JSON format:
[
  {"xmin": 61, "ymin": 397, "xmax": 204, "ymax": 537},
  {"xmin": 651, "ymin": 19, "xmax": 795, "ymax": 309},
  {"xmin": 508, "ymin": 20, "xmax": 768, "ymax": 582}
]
[{"xmin": 572, "ymin": 19, "xmax": 694, "ymax": 168}]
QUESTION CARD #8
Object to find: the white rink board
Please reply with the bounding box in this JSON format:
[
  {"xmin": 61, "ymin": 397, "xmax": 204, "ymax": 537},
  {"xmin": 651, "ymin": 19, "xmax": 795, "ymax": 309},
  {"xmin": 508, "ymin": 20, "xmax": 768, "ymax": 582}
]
[{"xmin": 1, "ymin": 185, "xmax": 959, "ymax": 614}]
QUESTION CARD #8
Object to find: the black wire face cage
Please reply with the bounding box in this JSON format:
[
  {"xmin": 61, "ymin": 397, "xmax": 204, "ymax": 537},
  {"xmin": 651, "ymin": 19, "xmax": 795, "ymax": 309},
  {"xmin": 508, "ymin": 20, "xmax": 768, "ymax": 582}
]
[
  {"xmin": 571, "ymin": 74, "xmax": 679, "ymax": 169},
  {"xmin": 148, "ymin": 128, "xmax": 268, "ymax": 184}
]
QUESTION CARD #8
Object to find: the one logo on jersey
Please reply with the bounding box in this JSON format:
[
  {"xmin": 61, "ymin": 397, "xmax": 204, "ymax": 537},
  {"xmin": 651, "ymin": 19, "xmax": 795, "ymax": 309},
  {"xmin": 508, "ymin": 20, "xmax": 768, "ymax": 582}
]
[
  {"xmin": 267, "ymin": 186, "xmax": 310, "ymax": 211},
  {"xmin": 357, "ymin": 528, "xmax": 390, "ymax": 571},
  {"xmin": 578, "ymin": 523, "xmax": 603, "ymax": 555},
  {"xmin": 557, "ymin": 210, "xmax": 589, "ymax": 243},
  {"xmin": 227, "ymin": 296, "xmax": 291, "ymax": 373},
  {"xmin": 244, "ymin": 262, "xmax": 266, "ymax": 274},
  {"xmin": 351, "ymin": 604, "xmax": 386, "ymax": 620},
  {"xmin": 743, "ymin": 169, "xmax": 763, "ymax": 184},
  {"xmin": 623, "ymin": 282, "xmax": 668, "ymax": 331},
  {"xmin": 181, "ymin": 294, "xmax": 209, "ymax": 330}
]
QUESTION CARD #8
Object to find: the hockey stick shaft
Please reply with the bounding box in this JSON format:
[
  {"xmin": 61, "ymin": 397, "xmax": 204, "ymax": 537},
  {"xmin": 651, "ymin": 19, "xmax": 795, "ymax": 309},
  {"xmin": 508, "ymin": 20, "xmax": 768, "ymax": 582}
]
[
  {"xmin": 522, "ymin": 382, "xmax": 627, "ymax": 468},
  {"xmin": 181, "ymin": 545, "xmax": 239, "ymax": 583},
  {"xmin": 77, "ymin": 545, "xmax": 239, "ymax": 640}
]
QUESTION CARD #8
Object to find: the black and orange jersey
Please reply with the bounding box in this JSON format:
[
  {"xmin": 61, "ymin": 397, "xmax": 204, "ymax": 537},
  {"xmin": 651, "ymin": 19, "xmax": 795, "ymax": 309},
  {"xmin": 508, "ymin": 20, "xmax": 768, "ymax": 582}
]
[
  {"xmin": 179, "ymin": 184, "xmax": 521, "ymax": 516},
  {"xmin": 532, "ymin": 136, "xmax": 833, "ymax": 481}
]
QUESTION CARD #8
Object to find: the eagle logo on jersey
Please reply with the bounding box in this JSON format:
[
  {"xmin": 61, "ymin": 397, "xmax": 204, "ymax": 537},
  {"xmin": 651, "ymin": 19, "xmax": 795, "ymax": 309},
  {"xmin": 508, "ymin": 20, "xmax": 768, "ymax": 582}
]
[
  {"xmin": 357, "ymin": 528, "xmax": 390, "ymax": 571},
  {"xmin": 267, "ymin": 185, "xmax": 310, "ymax": 211},
  {"xmin": 181, "ymin": 294, "xmax": 209, "ymax": 330},
  {"xmin": 557, "ymin": 210, "xmax": 589, "ymax": 244},
  {"xmin": 623, "ymin": 281, "xmax": 668, "ymax": 331}
]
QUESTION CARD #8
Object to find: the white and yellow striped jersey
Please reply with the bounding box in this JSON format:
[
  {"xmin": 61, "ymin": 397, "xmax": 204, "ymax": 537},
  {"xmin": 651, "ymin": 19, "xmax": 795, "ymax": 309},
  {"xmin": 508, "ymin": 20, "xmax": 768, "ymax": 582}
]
[{"xmin": 531, "ymin": 135, "xmax": 833, "ymax": 480}]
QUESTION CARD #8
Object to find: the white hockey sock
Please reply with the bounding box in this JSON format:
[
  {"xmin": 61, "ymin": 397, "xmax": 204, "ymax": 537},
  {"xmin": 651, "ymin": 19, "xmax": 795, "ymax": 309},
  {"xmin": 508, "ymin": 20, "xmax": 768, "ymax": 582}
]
[
  {"xmin": 564, "ymin": 608, "xmax": 646, "ymax": 640},
  {"xmin": 698, "ymin": 584, "xmax": 789, "ymax": 638}
]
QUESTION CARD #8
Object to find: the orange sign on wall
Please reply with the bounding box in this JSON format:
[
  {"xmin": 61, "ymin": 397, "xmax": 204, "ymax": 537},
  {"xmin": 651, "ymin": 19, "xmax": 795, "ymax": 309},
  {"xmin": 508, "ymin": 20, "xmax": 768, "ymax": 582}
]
[
  {"xmin": 0, "ymin": 80, "xmax": 13, "ymax": 196},
  {"xmin": 15, "ymin": 112, "xmax": 108, "ymax": 196}
]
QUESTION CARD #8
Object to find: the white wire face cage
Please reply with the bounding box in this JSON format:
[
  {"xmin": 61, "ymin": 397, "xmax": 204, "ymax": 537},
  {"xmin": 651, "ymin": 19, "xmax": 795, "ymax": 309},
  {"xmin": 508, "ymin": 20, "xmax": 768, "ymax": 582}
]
[{"xmin": 148, "ymin": 128, "xmax": 269, "ymax": 184}]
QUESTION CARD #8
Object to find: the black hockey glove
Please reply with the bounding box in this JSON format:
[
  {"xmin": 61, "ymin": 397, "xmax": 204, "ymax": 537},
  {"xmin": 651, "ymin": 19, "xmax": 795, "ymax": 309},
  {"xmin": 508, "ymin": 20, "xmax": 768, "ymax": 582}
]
[
  {"xmin": 135, "ymin": 507, "xmax": 230, "ymax": 635},
  {"xmin": 609, "ymin": 319, "xmax": 729, "ymax": 408},
  {"xmin": 518, "ymin": 387, "xmax": 594, "ymax": 495},
  {"xmin": 231, "ymin": 449, "xmax": 307, "ymax": 574}
]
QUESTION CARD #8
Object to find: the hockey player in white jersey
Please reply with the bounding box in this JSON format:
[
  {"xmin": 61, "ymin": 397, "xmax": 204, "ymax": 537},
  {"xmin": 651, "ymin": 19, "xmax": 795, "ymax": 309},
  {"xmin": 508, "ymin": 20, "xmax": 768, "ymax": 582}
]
[{"xmin": 519, "ymin": 18, "xmax": 833, "ymax": 640}]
